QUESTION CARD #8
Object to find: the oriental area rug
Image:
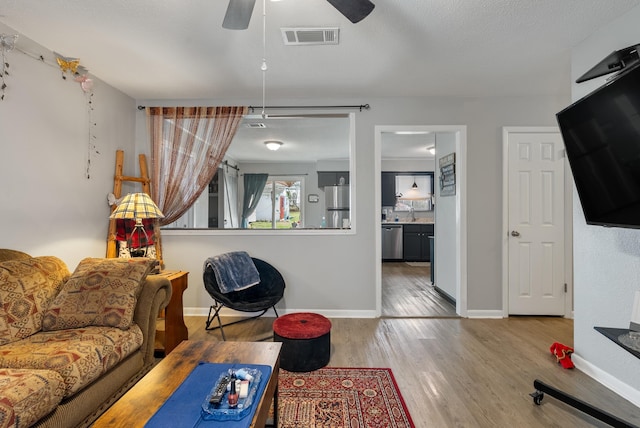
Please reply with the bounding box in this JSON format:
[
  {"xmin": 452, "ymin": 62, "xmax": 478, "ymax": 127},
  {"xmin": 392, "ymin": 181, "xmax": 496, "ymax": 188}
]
[{"xmin": 273, "ymin": 367, "xmax": 415, "ymax": 428}]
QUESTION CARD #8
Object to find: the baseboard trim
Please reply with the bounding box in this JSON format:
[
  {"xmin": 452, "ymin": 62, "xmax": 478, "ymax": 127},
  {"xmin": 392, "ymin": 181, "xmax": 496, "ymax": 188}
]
[
  {"xmin": 184, "ymin": 307, "xmax": 378, "ymax": 319},
  {"xmin": 466, "ymin": 310, "xmax": 505, "ymax": 319},
  {"xmin": 572, "ymin": 354, "xmax": 640, "ymax": 408},
  {"xmin": 434, "ymin": 286, "xmax": 456, "ymax": 304}
]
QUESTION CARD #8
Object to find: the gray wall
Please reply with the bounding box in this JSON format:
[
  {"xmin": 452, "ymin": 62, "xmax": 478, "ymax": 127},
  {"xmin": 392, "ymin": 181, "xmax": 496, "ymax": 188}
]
[
  {"xmin": 571, "ymin": 5, "xmax": 640, "ymax": 398},
  {"xmin": 139, "ymin": 95, "xmax": 568, "ymax": 315},
  {"xmin": 0, "ymin": 22, "xmax": 136, "ymax": 268},
  {"xmin": 0, "ymin": 21, "xmax": 571, "ymax": 320}
]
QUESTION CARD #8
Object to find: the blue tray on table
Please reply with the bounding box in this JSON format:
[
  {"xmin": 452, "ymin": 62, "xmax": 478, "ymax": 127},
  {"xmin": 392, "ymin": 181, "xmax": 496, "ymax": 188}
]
[{"xmin": 145, "ymin": 362, "xmax": 271, "ymax": 428}]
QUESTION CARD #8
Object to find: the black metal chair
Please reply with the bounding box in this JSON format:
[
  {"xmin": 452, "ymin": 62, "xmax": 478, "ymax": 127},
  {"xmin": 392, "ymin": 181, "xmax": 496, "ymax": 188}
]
[{"xmin": 203, "ymin": 257, "xmax": 285, "ymax": 340}]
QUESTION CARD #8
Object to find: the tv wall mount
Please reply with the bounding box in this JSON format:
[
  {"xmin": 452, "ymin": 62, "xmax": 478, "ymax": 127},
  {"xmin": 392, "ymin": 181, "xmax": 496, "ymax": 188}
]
[{"xmin": 577, "ymin": 43, "xmax": 640, "ymax": 83}]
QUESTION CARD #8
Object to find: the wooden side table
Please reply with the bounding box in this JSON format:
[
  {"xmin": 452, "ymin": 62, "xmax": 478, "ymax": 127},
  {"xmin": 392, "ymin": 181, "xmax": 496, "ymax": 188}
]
[{"xmin": 154, "ymin": 270, "xmax": 189, "ymax": 355}]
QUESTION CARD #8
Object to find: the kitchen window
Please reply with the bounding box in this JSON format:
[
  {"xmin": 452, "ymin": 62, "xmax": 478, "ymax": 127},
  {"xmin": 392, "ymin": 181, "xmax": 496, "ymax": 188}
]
[{"xmin": 395, "ymin": 174, "xmax": 434, "ymax": 211}]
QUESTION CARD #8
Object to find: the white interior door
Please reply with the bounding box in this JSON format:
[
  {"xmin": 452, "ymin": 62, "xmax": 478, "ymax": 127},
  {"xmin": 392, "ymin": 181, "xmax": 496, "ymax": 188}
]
[{"xmin": 507, "ymin": 129, "xmax": 565, "ymax": 315}]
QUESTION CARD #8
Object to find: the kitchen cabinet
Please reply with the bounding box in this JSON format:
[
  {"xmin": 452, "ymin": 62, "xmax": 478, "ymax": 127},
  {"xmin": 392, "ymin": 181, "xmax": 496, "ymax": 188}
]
[
  {"xmin": 381, "ymin": 172, "xmax": 397, "ymax": 207},
  {"xmin": 403, "ymin": 224, "xmax": 434, "ymax": 261},
  {"xmin": 318, "ymin": 171, "xmax": 349, "ymax": 187}
]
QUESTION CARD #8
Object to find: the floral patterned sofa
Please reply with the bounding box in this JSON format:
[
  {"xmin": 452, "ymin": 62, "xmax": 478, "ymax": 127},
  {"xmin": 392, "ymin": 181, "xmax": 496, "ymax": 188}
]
[{"xmin": 0, "ymin": 250, "xmax": 172, "ymax": 428}]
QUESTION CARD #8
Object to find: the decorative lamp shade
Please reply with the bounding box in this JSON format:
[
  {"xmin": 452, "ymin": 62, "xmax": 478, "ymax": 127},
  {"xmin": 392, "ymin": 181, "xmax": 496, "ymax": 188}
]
[{"xmin": 109, "ymin": 193, "xmax": 164, "ymax": 220}]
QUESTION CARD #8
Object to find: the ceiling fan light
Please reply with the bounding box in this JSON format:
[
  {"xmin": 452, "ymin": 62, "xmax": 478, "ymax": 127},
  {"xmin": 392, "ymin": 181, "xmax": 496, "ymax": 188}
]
[{"xmin": 265, "ymin": 140, "xmax": 283, "ymax": 151}]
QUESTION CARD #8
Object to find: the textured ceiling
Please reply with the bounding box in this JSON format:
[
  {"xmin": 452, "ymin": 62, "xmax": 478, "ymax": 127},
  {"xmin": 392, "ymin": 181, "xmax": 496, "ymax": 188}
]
[
  {"xmin": 2, "ymin": 0, "xmax": 639, "ymax": 161},
  {"xmin": 2, "ymin": 0, "xmax": 639, "ymax": 101}
]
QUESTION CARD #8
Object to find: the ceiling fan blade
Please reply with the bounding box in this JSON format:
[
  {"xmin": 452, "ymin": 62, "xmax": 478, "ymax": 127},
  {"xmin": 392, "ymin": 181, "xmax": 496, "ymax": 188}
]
[
  {"xmin": 222, "ymin": 0, "xmax": 256, "ymax": 30},
  {"xmin": 325, "ymin": 0, "xmax": 375, "ymax": 24}
]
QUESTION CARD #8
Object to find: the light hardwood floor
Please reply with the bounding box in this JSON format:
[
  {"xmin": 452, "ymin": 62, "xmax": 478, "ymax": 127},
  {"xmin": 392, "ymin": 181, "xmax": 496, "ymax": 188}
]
[
  {"xmin": 186, "ymin": 316, "xmax": 640, "ymax": 428},
  {"xmin": 382, "ymin": 261, "xmax": 457, "ymax": 318}
]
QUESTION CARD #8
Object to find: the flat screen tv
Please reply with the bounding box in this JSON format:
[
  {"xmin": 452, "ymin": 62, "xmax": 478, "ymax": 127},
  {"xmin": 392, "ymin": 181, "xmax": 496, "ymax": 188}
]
[{"xmin": 557, "ymin": 62, "xmax": 640, "ymax": 229}]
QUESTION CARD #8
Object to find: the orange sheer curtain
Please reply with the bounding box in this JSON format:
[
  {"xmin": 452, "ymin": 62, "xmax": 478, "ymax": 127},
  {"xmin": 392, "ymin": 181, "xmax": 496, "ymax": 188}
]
[{"xmin": 147, "ymin": 106, "xmax": 247, "ymax": 225}]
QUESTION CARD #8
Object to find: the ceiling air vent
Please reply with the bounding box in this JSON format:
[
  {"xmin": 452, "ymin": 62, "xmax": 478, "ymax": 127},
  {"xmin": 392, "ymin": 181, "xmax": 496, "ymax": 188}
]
[
  {"xmin": 245, "ymin": 123, "xmax": 266, "ymax": 128},
  {"xmin": 281, "ymin": 27, "xmax": 340, "ymax": 46}
]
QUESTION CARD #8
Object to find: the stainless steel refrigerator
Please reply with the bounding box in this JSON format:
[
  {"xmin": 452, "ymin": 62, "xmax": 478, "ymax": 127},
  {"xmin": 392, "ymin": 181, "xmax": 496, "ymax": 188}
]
[{"xmin": 324, "ymin": 185, "xmax": 350, "ymax": 228}]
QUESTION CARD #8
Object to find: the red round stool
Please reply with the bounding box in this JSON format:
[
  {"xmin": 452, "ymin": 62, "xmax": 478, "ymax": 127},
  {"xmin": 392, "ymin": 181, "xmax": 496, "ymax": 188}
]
[{"xmin": 273, "ymin": 312, "xmax": 331, "ymax": 372}]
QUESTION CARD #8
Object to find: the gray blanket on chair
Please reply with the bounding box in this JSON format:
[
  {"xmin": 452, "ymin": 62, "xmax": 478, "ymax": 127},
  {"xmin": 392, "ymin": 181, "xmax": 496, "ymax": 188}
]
[{"xmin": 205, "ymin": 251, "xmax": 260, "ymax": 293}]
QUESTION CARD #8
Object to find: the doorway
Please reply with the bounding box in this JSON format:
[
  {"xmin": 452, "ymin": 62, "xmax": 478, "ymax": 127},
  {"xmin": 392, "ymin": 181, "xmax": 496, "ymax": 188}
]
[
  {"xmin": 381, "ymin": 262, "xmax": 456, "ymax": 317},
  {"xmin": 375, "ymin": 125, "xmax": 467, "ymax": 318}
]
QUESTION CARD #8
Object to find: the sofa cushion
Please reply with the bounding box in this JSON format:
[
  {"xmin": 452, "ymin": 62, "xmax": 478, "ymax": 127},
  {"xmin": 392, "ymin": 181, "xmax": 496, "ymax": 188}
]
[
  {"xmin": 0, "ymin": 368, "xmax": 65, "ymax": 428},
  {"xmin": 0, "ymin": 325, "xmax": 144, "ymax": 398},
  {"xmin": 0, "ymin": 256, "xmax": 70, "ymax": 346},
  {"xmin": 42, "ymin": 258, "xmax": 155, "ymax": 331},
  {"xmin": 0, "ymin": 250, "xmax": 31, "ymax": 263}
]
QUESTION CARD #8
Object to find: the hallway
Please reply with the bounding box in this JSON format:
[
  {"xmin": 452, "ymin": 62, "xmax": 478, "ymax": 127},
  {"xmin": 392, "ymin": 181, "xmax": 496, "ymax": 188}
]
[{"xmin": 381, "ymin": 261, "xmax": 457, "ymax": 318}]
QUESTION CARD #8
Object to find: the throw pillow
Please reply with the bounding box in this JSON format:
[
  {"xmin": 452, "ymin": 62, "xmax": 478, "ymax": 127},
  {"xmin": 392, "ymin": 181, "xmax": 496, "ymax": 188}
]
[
  {"xmin": 42, "ymin": 258, "xmax": 155, "ymax": 331},
  {"xmin": 0, "ymin": 256, "xmax": 70, "ymax": 345}
]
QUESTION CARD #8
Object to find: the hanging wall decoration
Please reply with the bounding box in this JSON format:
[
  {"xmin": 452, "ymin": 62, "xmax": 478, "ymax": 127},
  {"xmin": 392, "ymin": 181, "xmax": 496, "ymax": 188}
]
[
  {"xmin": 4, "ymin": 35, "xmax": 99, "ymax": 176},
  {"xmin": 0, "ymin": 34, "xmax": 18, "ymax": 101},
  {"xmin": 84, "ymin": 90, "xmax": 98, "ymax": 179},
  {"xmin": 439, "ymin": 152, "xmax": 456, "ymax": 197},
  {"xmin": 53, "ymin": 54, "xmax": 98, "ymax": 177},
  {"xmin": 54, "ymin": 52, "xmax": 80, "ymax": 79},
  {"xmin": 53, "ymin": 52, "xmax": 98, "ymax": 177},
  {"xmin": 74, "ymin": 72, "xmax": 94, "ymax": 92}
]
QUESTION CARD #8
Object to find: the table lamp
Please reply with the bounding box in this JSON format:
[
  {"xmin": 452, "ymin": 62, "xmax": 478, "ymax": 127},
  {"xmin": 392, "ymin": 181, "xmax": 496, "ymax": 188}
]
[{"xmin": 109, "ymin": 193, "xmax": 164, "ymax": 257}]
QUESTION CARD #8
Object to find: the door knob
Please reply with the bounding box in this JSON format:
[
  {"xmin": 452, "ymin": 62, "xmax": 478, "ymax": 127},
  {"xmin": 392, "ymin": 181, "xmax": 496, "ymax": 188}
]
[{"xmin": 511, "ymin": 230, "xmax": 520, "ymax": 237}]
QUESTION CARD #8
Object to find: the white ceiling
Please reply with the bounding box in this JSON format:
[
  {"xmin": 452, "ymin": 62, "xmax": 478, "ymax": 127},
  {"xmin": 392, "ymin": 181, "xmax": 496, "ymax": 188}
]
[{"xmin": 2, "ymin": 0, "xmax": 639, "ymax": 160}]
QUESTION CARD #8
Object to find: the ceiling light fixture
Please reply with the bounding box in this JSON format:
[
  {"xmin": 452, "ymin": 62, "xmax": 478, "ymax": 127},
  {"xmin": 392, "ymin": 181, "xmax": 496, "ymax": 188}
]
[
  {"xmin": 426, "ymin": 145, "xmax": 436, "ymax": 155},
  {"xmin": 265, "ymin": 140, "xmax": 282, "ymax": 151}
]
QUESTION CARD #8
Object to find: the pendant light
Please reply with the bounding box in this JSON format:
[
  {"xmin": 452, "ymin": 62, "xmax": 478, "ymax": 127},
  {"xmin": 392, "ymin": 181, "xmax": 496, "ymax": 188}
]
[{"xmin": 398, "ymin": 176, "xmax": 427, "ymax": 200}]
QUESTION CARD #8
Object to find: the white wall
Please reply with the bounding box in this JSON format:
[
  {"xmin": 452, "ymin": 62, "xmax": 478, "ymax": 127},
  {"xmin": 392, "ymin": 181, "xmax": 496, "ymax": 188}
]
[
  {"xmin": 570, "ymin": 5, "xmax": 640, "ymax": 401},
  {"xmin": 0, "ymin": 23, "xmax": 136, "ymax": 269},
  {"xmin": 138, "ymin": 94, "xmax": 568, "ymax": 316}
]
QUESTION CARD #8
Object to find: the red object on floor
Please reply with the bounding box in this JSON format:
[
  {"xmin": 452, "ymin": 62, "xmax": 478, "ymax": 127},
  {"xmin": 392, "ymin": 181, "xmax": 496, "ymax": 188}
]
[
  {"xmin": 550, "ymin": 342, "xmax": 575, "ymax": 369},
  {"xmin": 273, "ymin": 312, "xmax": 331, "ymax": 339}
]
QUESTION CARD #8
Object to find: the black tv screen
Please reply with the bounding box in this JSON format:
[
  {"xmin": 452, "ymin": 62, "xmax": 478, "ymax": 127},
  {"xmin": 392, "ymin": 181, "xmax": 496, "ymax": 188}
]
[{"xmin": 557, "ymin": 63, "xmax": 640, "ymax": 229}]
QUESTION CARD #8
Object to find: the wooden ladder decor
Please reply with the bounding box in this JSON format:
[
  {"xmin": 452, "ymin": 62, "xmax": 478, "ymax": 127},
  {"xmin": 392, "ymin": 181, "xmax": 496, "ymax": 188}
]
[{"xmin": 106, "ymin": 149, "xmax": 163, "ymax": 264}]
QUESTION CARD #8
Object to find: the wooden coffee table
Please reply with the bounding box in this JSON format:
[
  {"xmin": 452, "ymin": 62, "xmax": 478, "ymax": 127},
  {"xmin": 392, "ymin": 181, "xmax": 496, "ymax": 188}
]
[{"xmin": 93, "ymin": 340, "xmax": 281, "ymax": 428}]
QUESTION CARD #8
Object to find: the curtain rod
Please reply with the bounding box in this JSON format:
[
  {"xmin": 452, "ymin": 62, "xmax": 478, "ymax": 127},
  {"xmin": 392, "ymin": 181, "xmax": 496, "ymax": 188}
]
[
  {"xmin": 222, "ymin": 161, "xmax": 239, "ymax": 171},
  {"xmin": 137, "ymin": 104, "xmax": 370, "ymax": 111},
  {"xmin": 248, "ymin": 104, "xmax": 370, "ymax": 112},
  {"xmin": 240, "ymin": 173, "xmax": 309, "ymax": 176}
]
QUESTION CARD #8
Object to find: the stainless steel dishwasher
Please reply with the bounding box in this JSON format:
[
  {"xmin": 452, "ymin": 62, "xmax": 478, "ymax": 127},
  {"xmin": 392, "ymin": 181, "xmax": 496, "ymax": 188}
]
[{"xmin": 381, "ymin": 224, "xmax": 403, "ymax": 260}]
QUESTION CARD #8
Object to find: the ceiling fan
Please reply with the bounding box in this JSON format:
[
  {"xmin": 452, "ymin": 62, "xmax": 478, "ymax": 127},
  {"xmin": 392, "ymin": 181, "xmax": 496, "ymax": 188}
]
[{"xmin": 223, "ymin": 0, "xmax": 375, "ymax": 30}]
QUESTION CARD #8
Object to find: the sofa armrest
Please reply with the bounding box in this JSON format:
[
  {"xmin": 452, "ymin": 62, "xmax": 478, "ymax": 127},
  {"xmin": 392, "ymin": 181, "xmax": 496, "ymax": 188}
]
[{"xmin": 134, "ymin": 276, "xmax": 172, "ymax": 366}]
